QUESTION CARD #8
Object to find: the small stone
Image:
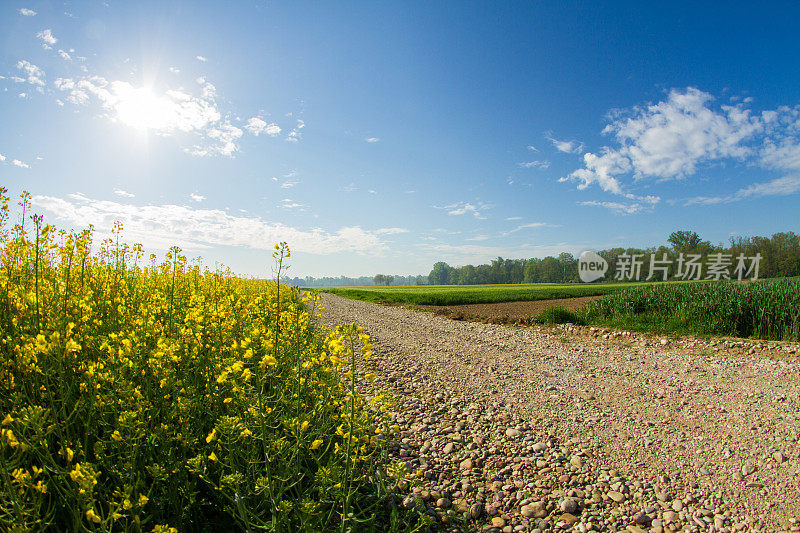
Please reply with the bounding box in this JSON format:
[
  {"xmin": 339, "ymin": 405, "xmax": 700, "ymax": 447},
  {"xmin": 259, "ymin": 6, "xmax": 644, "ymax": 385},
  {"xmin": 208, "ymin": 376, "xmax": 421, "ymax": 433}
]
[
  {"xmin": 773, "ymin": 451, "xmax": 786, "ymax": 463},
  {"xmin": 560, "ymin": 498, "xmax": 579, "ymax": 514},
  {"xmin": 651, "ymin": 519, "xmax": 663, "ymax": 528},
  {"xmin": 627, "ymin": 526, "xmax": 647, "ymax": 533},
  {"xmin": 532, "ymin": 442, "xmax": 546, "ymax": 452},
  {"xmin": 634, "ymin": 512, "xmax": 652, "ymax": 526},
  {"xmin": 460, "ymin": 458, "xmax": 474, "ymax": 471},
  {"xmin": 671, "ymin": 500, "xmax": 683, "ymax": 512},
  {"xmin": 608, "ymin": 490, "xmax": 625, "ymax": 503},
  {"xmin": 469, "ymin": 503, "xmax": 483, "ymax": 519},
  {"xmin": 560, "ymin": 513, "xmax": 579, "ymax": 525},
  {"xmin": 492, "ymin": 517, "xmax": 506, "ymax": 528},
  {"xmin": 741, "ymin": 463, "xmax": 756, "ymax": 476},
  {"xmin": 436, "ymin": 498, "xmax": 451, "ymax": 508},
  {"xmin": 660, "ymin": 338, "xmax": 670, "ymax": 345},
  {"xmin": 570, "ymin": 455, "xmax": 584, "ymax": 469},
  {"xmin": 402, "ymin": 495, "xmax": 415, "ymax": 509},
  {"xmin": 663, "ymin": 511, "xmax": 678, "ymax": 523},
  {"xmin": 505, "ymin": 428, "xmax": 520, "ymax": 438}
]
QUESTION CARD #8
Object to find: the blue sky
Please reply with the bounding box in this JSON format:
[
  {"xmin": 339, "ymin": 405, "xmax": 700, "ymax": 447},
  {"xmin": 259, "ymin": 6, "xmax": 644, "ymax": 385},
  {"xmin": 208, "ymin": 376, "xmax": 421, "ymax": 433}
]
[{"xmin": 2, "ymin": 1, "xmax": 799, "ymax": 277}]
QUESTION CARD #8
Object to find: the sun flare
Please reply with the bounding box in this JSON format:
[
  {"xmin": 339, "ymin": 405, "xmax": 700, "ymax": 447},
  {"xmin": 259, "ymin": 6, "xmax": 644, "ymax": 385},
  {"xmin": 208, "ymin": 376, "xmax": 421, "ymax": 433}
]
[{"xmin": 114, "ymin": 85, "xmax": 170, "ymax": 132}]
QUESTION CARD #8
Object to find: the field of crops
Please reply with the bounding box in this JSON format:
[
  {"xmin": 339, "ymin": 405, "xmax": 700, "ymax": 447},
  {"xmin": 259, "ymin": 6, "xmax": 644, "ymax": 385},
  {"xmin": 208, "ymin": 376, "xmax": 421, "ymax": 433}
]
[
  {"xmin": 583, "ymin": 278, "xmax": 800, "ymax": 341},
  {"xmin": 317, "ymin": 282, "xmax": 674, "ymax": 306},
  {"xmin": 0, "ymin": 192, "xmax": 423, "ymax": 531}
]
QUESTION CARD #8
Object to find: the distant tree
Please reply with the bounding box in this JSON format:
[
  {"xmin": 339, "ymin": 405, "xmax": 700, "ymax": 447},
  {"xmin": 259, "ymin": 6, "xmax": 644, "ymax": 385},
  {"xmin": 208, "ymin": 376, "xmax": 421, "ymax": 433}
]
[
  {"xmin": 373, "ymin": 274, "xmax": 385, "ymax": 286},
  {"xmin": 384, "ymin": 275, "xmax": 394, "ymax": 286},
  {"xmin": 428, "ymin": 262, "xmax": 454, "ymax": 285},
  {"xmin": 539, "ymin": 256, "xmax": 562, "ymax": 283},
  {"xmin": 668, "ymin": 230, "xmax": 704, "ymax": 253}
]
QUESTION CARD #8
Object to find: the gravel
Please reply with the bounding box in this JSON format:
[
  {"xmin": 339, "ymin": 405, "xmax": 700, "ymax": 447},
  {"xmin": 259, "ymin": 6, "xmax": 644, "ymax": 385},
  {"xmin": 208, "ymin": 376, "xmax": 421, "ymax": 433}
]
[{"xmin": 319, "ymin": 293, "xmax": 800, "ymax": 532}]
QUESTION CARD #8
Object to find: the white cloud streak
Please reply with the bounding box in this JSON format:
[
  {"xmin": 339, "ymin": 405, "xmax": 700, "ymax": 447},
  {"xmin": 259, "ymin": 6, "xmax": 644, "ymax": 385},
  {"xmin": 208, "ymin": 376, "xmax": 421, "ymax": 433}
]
[
  {"xmin": 440, "ymin": 201, "xmax": 491, "ymax": 219},
  {"xmin": 19, "ymin": 8, "xmax": 36, "ymax": 16},
  {"xmin": 685, "ymin": 175, "xmax": 800, "ymax": 206},
  {"xmin": 31, "ymin": 193, "xmax": 393, "ymax": 255}
]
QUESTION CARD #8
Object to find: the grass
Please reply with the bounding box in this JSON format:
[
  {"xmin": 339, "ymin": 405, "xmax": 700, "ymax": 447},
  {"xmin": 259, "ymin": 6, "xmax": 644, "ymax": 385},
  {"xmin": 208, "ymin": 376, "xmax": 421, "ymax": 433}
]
[
  {"xmin": 0, "ymin": 191, "xmax": 429, "ymax": 532},
  {"xmin": 314, "ymin": 281, "xmax": 686, "ymax": 306},
  {"xmin": 582, "ymin": 277, "xmax": 800, "ymax": 341}
]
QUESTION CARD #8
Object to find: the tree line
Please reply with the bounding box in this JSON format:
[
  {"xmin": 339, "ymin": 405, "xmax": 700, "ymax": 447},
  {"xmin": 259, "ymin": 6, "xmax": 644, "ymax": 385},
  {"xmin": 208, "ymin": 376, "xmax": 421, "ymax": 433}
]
[{"xmin": 427, "ymin": 230, "xmax": 800, "ymax": 285}]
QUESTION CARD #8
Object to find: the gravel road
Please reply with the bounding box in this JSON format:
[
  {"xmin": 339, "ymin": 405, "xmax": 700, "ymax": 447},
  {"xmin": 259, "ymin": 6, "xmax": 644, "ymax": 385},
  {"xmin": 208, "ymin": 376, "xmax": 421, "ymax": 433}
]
[{"xmin": 319, "ymin": 293, "xmax": 800, "ymax": 533}]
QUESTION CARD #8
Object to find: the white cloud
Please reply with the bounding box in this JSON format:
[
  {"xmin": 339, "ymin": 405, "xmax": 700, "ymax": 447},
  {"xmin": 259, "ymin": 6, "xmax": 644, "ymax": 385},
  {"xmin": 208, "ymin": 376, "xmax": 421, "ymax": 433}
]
[
  {"xmin": 279, "ymin": 198, "xmax": 305, "ymax": 210},
  {"xmin": 31, "ymin": 193, "xmax": 390, "ymax": 255},
  {"xmin": 55, "ymin": 75, "xmax": 248, "ymax": 157},
  {"xmin": 190, "ymin": 193, "xmax": 205, "ymax": 202},
  {"xmin": 518, "ymin": 160, "xmax": 550, "ymax": 169},
  {"xmin": 685, "ymin": 175, "xmax": 800, "ymax": 206},
  {"xmin": 272, "ymin": 170, "xmax": 299, "ymax": 188},
  {"xmin": 36, "ymin": 29, "xmax": 57, "ymax": 49},
  {"xmin": 364, "ymin": 137, "xmax": 380, "ymax": 143},
  {"xmin": 579, "ymin": 200, "xmax": 646, "ymax": 214},
  {"xmin": 465, "ymin": 235, "xmax": 489, "ymax": 241},
  {"xmin": 18, "ymin": 8, "xmax": 36, "ymax": 16},
  {"xmin": 0, "ymin": 154, "xmax": 5, "ymax": 162},
  {"xmin": 285, "ymin": 119, "xmax": 304, "ymax": 143},
  {"xmin": 502, "ymin": 222, "xmax": 553, "ymax": 236},
  {"xmin": 196, "ymin": 55, "xmax": 207, "ymax": 62},
  {"xmin": 12, "ymin": 159, "xmax": 30, "ymax": 168},
  {"xmin": 113, "ymin": 189, "xmax": 134, "ymax": 198},
  {"xmin": 505, "ymin": 216, "xmax": 522, "ymax": 221},
  {"xmin": 375, "ymin": 227, "xmax": 409, "ymax": 235},
  {"xmin": 16, "ymin": 60, "xmax": 45, "ymax": 87},
  {"xmin": 440, "ymin": 201, "xmax": 491, "ymax": 219},
  {"xmin": 547, "ymin": 134, "xmax": 583, "ymax": 154},
  {"xmin": 564, "ymin": 88, "xmax": 762, "ymax": 196},
  {"xmin": 527, "ymin": 145, "xmax": 538, "ymax": 151},
  {"xmin": 245, "ymin": 117, "xmax": 281, "ymax": 137},
  {"xmin": 58, "ymin": 49, "xmax": 71, "ymax": 61},
  {"xmin": 169, "ymin": 67, "xmax": 180, "ymax": 74},
  {"xmin": 761, "ymin": 139, "xmax": 800, "ymax": 171}
]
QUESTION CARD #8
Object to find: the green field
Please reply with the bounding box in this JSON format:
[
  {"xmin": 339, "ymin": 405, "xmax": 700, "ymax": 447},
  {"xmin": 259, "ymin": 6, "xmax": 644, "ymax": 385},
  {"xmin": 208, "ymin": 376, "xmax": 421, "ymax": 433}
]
[
  {"xmin": 315, "ymin": 281, "xmax": 684, "ymax": 306},
  {"xmin": 583, "ymin": 277, "xmax": 800, "ymax": 341}
]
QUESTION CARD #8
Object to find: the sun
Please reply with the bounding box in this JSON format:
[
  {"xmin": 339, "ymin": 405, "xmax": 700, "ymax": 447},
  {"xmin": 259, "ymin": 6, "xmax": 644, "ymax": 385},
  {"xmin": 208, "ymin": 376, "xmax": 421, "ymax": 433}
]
[{"xmin": 113, "ymin": 84, "xmax": 171, "ymax": 132}]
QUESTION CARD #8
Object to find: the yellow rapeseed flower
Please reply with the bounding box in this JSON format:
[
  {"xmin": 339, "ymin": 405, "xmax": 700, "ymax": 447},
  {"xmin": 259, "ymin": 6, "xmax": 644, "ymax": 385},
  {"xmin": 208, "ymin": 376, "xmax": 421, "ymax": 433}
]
[
  {"xmin": 86, "ymin": 509, "xmax": 101, "ymax": 523},
  {"xmin": 311, "ymin": 439, "xmax": 323, "ymax": 450}
]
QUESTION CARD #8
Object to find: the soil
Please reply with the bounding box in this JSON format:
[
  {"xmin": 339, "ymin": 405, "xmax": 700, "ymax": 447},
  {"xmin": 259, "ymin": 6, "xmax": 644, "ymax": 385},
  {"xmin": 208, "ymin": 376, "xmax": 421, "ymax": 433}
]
[{"xmin": 417, "ymin": 296, "xmax": 602, "ymax": 323}]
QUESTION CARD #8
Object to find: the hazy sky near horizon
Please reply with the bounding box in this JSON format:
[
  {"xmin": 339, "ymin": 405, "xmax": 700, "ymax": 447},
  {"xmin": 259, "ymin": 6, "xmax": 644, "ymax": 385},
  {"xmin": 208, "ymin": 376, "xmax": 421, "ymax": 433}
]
[{"xmin": 2, "ymin": 1, "xmax": 800, "ymax": 277}]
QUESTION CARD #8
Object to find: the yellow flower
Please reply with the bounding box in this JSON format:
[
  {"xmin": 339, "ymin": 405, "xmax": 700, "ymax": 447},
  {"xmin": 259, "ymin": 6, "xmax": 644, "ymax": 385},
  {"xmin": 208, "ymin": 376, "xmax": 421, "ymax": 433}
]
[
  {"xmin": 262, "ymin": 355, "xmax": 277, "ymax": 366},
  {"xmin": 206, "ymin": 429, "xmax": 217, "ymax": 443},
  {"xmin": 111, "ymin": 430, "xmax": 122, "ymax": 441},
  {"xmin": 311, "ymin": 439, "xmax": 323, "ymax": 450},
  {"xmin": 240, "ymin": 428, "xmax": 253, "ymax": 437},
  {"xmin": 86, "ymin": 509, "xmax": 101, "ymax": 523},
  {"xmin": 365, "ymin": 372, "xmax": 376, "ymax": 382},
  {"xmin": 138, "ymin": 494, "xmax": 149, "ymax": 506},
  {"xmin": 123, "ymin": 499, "xmax": 132, "ymax": 510},
  {"xmin": 208, "ymin": 452, "xmax": 218, "ymax": 461},
  {"xmin": 1, "ymin": 414, "xmax": 12, "ymax": 426}
]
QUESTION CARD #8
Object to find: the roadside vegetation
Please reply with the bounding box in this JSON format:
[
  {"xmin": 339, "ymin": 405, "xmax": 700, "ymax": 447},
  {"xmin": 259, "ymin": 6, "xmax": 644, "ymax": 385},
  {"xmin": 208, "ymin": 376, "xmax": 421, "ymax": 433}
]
[
  {"xmin": 582, "ymin": 277, "xmax": 800, "ymax": 341},
  {"xmin": 0, "ymin": 190, "xmax": 427, "ymax": 532}
]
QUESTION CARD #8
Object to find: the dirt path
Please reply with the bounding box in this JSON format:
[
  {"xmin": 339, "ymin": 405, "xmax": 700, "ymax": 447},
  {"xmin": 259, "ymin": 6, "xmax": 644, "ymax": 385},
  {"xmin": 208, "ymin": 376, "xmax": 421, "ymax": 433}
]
[{"xmin": 320, "ymin": 293, "xmax": 800, "ymax": 533}]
